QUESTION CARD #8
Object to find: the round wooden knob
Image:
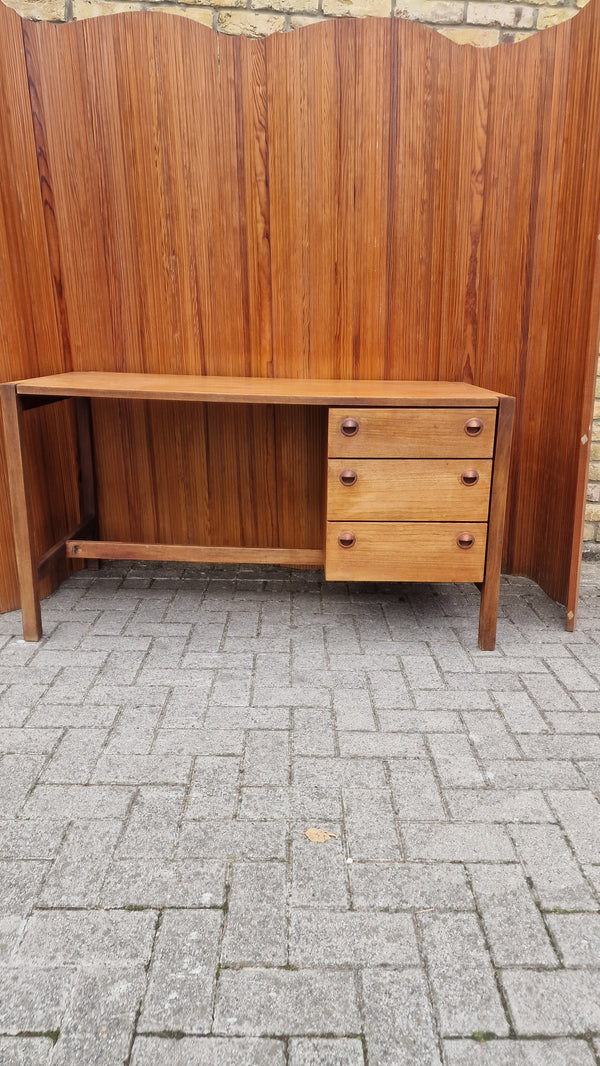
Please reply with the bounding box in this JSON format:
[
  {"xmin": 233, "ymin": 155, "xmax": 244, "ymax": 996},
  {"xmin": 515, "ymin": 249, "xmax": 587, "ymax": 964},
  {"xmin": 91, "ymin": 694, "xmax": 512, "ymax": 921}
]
[
  {"xmin": 461, "ymin": 469, "xmax": 479, "ymax": 487},
  {"xmin": 457, "ymin": 532, "xmax": 475, "ymax": 550},
  {"xmin": 339, "ymin": 469, "xmax": 358, "ymax": 487},
  {"xmin": 338, "ymin": 531, "xmax": 356, "ymax": 549},
  {"xmin": 341, "ymin": 418, "xmax": 359, "ymax": 437},
  {"xmin": 464, "ymin": 418, "xmax": 484, "ymax": 437}
]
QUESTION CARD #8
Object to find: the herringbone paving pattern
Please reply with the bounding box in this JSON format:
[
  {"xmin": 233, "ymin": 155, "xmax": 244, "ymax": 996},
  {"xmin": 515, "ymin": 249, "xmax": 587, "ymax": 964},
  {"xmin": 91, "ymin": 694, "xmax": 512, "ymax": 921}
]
[{"xmin": 1, "ymin": 561, "xmax": 600, "ymax": 1064}]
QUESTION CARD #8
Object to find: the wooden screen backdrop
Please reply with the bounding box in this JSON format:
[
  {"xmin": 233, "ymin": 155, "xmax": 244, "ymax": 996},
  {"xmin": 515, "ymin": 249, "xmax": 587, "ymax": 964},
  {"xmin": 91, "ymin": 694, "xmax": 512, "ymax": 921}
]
[{"xmin": 1, "ymin": 0, "xmax": 600, "ymax": 625}]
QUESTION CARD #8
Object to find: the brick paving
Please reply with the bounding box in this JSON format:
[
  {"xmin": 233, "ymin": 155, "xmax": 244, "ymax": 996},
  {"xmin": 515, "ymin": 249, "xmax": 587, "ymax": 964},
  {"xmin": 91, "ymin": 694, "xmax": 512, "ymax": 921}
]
[{"xmin": 0, "ymin": 560, "xmax": 600, "ymax": 1064}]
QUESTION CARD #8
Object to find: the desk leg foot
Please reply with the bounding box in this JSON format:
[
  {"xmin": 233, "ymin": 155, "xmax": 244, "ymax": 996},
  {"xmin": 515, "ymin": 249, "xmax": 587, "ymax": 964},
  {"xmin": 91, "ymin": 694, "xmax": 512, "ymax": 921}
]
[{"xmin": 1, "ymin": 384, "xmax": 42, "ymax": 641}]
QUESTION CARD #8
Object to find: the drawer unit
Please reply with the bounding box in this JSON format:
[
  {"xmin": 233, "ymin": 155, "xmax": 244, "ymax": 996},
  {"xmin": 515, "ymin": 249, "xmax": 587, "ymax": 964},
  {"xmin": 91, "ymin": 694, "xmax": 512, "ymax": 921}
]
[
  {"xmin": 327, "ymin": 458, "xmax": 492, "ymax": 522},
  {"xmin": 324, "ymin": 401, "xmax": 510, "ymax": 628},
  {"xmin": 326, "ymin": 522, "xmax": 488, "ymax": 582},
  {"xmin": 328, "ymin": 407, "xmax": 496, "ymax": 458}
]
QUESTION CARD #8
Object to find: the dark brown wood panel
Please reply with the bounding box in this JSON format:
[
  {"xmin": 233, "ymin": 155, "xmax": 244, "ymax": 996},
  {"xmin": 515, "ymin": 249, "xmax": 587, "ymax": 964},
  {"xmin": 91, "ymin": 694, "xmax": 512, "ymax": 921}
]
[{"xmin": 1, "ymin": 3, "xmax": 600, "ymax": 620}]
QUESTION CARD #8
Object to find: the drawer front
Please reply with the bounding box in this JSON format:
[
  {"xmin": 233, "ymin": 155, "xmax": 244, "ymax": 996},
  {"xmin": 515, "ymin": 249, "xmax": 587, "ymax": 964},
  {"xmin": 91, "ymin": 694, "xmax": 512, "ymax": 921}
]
[
  {"xmin": 327, "ymin": 459, "xmax": 492, "ymax": 521},
  {"xmin": 328, "ymin": 408, "xmax": 497, "ymax": 458},
  {"xmin": 326, "ymin": 522, "xmax": 487, "ymax": 582}
]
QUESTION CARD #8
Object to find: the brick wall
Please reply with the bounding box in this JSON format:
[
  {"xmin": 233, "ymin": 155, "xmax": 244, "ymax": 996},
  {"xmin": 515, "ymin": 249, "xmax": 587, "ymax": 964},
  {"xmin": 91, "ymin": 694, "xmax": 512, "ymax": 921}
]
[{"xmin": 4, "ymin": 0, "xmax": 600, "ymax": 554}]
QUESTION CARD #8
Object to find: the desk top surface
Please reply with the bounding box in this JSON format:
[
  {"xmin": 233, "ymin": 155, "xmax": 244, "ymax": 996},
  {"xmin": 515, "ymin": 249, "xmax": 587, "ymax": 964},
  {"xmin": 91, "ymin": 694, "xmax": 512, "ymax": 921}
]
[{"xmin": 15, "ymin": 373, "xmax": 502, "ymax": 407}]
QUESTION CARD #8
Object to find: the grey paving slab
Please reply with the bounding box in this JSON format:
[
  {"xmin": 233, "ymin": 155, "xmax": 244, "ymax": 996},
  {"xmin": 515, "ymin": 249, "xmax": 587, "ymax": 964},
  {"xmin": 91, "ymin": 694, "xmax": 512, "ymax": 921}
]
[
  {"xmin": 419, "ymin": 913, "xmax": 509, "ymax": 1037},
  {"xmin": 0, "ymin": 861, "xmax": 49, "ymax": 916},
  {"xmin": 362, "ymin": 968, "xmax": 442, "ymax": 1066},
  {"xmin": 140, "ymin": 910, "xmax": 222, "ymax": 1034},
  {"xmin": 100, "ymin": 858, "xmax": 226, "ymax": 907},
  {"xmin": 51, "ymin": 965, "xmax": 146, "ymax": 1066},
  {"xmin": 177, "ymin": 820, "xmax": 287, "ymax": 861},
  {"xmin": 291, "ymin": 828, "xmax": 349, "ymax": 908},
  {"xmin": 131, "ymin": 1037, "xmax": 286, "ymax": 1065},
  {"xmin": 546, "ymin": 913, "xmax": 600, "ymax": 966},
  {"xmin": 213, "ymin": 969, "xmax": 360, "ymax": 1035},
  {"xmin": 442, "ymin": 1038, "xmax": 597, "ymax": 1065},
  {"xmin": 0, "ymin": 1038, "xmax": 55, "ymax": 1066},
  {"xmin": 350, "ymin": 861, "xmax": 474, "ymax": 910},
  {"xmin": 510, "ymin": 825, "xmax": 598, "ymax": 911},
  {"xmin": 0, "ymin": 966, "xmax": 73, "ymax": 1033},
  {"xmin": 289, "ymin": 910, "xmax": 419, "ymax": 967},
  {"xmin": 221, "ymin": 862, "xmax": 287, "ymax": 966},
  {"xmin": 501, "ymin": 970, "xmax": 600, "ymax": 1035},
  {"xmin": 402, "ymin": 824, "xmax": 515, "ymax": 862},
  {"xmin": 16, "ymin": 910, "xmax": 157, "ymax": 966},
  {"xmin": 288, "ymin": 1038, "xmax": 364, "ymax": 1066},
  {"xmin": 38, "ymin": 819, "xmax": 121, "ymax": 908},
  {"xmin": 469, "ymin": 864, "xmax": 557, "ymax": 966}
]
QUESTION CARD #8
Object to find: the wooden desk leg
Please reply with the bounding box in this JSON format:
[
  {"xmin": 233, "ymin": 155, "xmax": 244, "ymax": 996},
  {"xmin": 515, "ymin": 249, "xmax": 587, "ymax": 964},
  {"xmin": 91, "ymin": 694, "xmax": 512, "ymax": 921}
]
[
  {"xmin": 478, "ymin": 395, "xmax": 516, "ymax": 651},
  {"xmin": 75, "ymin": 397, "xmax": 99, "ymax": 570},
  {"xmin": 0, "ymin": 384, "xmax": 42, "ymax": 641}
]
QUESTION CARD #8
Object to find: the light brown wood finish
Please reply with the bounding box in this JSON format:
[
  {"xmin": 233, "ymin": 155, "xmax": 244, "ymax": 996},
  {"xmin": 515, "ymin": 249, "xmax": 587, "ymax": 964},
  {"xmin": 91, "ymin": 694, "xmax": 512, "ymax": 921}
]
[
  {"xmin": 0, "ymin": 386, "xmax": 42, "ymax": 640},
  {"xmin": 66, "ymin": 540, "xmax": 324, "ymax": 566},
  {"xmin": 478, "ymin": 395, "xmax": 515, "ymax": 650},
  {"xmin": 1, "ymin": 6, "xmax": 600, "ymax": 624},
  {"xmin": 16, "ymin": 373, "xmax": 501, "ymax": 407},
  {"xmin": 325, "ymin": 522, "xmax": 487, "ymax": 583},
  {"xmin": 328, "ymin": 409, "xmax": 497, "ymax": 459},
  {"xmin": 327, "ymin": 459, "xmax": 492, "ymax": 521}
]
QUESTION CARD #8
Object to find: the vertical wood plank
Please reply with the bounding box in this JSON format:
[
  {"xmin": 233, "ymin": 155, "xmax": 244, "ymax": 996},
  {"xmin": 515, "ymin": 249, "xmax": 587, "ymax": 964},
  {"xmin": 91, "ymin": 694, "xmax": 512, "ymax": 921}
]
[{"xmin": 0, "ymin": 385, "xmax": 42, "ymax": 640}]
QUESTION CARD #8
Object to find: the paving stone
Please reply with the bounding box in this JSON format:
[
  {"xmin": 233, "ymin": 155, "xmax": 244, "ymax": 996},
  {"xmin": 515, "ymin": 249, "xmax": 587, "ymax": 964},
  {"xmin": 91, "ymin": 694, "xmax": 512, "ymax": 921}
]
[
  {"xmin": 469, "ymin": 864, "xmax": 556, "ymax": 966},
  {"xmin": 101, "ymin": 858, "xmax": 226, "ymax": 907},
  {"xmin": 52, "ymin": 965, "xmax": 146, "ymax": 1066},
  {"xmin": 91, "ymin": 753, "xmax": 192, "ymax": 784},
  {"xmin": 388, "ymin": 760, "xmax": 446, "ymax": 820},
  {"xmin": 131, "ymin": 1037, "xmax": 286, "ymax": 1065},
  {"xmin": 547, "ymin": 790, "xmax": 600, "ymax": 863},
  {"xmin": 0, "ymin": 917, "xmax": 26, "ymax": 963},
  {"xmin": 510, "ymin": 825, "xmax": 598, "ymax": 911},
  {"xmin": 0, "ymin": 966, "xmax": 72, "ymax": 1033},
  {"xmin": 442, "ymin": 1037, "xmax": 597, "ymax": 1064},
  {"xmin": 333, "ymin": 690, "xmax": 376, "ymax": 731},
  {"xmin": 402, "ymin": 824, "xmax": 514, "ymax": 862},
  {"xmin": 517, "ymin": 736, "xmax": 600, "ymax": 760},
  {"xmin": 419, "ymin": 913, "xmax": 509, "ymax": 1036},
  {"xmin": 140, "ymin": 910, "xmax": 222, "ymax": 1033},
  {"xmin": 178, "ymin": 820, "xmax": 287, "ymax": 861},
  {"xmin": 221, "ymin": 862, "xmax": 287, "ymax": 966},
  {"xmin": 291, "ymin": 828, "xmax": 349, "ymax": 907},
  {"xmin": 0, "ymin": 819, "xmax": 66, "ymax": 860},
  {"xmin": 338, "ymin": 732, "xmax": 425, "ymax": 759},
  {"xmin": 116, "ymin": 786, "xmax": 185, "ymax": 857},
  {"xmin": 379, "ymin": 710, "xmax": 463, "ymax": 732},
  {"xmin": 27, "ymin": 703, "xmax": 120, "ymax": 728},
  {"xmin": 244, "ymin": 730, "xmax": 290, "ymax": 786},
  {"xmin": 350, "ymin": 860, "xmax": 474, "ymax": 910},
  {"xmin": 0, "ymin": 756, "xmax": 46, "ymax": 817},
  {"xmin": 491, "ymin": 691, "xmax": 549, "ymax": 733},
  {"xmin": 0, "ymin": 1037, "xmax": 55, "ymax": 1065},
  {"xmin": 41, "ymin": 728, "xmax": 107, "ymax": 783},
  {"xmin": 23, "ymin": 784, "xmax": 133, "ymax": 821},
  {"xmin": 362, "ymin": 968, "xmax": 442, "ymax": 1066},
  {"xmin": 293, "ymin": 756, "xmax": 386, "ymax": 788},
  {"xmin": 0, "ymin": 729, "xmax": 62, "ymax": 754},
  {"xmin": 501, "ymin": 970, "xmax": 600, "ymax": 1035},
  {"xmin": 484, "ymin": 760, "xmax": 585, "ymax": 789},
  {"xmin": 16, "ymin": 910, "xmax": 156, "ymax": 965},
  {"xmin": 153, "ymin": 729, "xmax": 245, "ymax": 756},
  {"xmin": 238, "ymin": 785, "xmax": 341, "ymax": 822},
  {"xmin": 445, "ymin": 789, "xmax": 554, "ymax": 823},
  {"xmin": 38, "ymin": 819, "xmax": 121, "ymax": 908},
  {"xmin": 288, "ymin": 1039, "xmax": 363, "ymax": 1065},
  {"xmin": 343, "ymin": 787, "xmax": 401, "ymax": 860},
  {"xmin": 289, "ymin": 910, "xmax": 418, "ymax": 966},
  {"xmin": 186, "ymin": 757, "xmax": 241, "ymax": 819},
  {"xmin": 546, "ymin": 913, "xmax": 600, "ymax": 966},
  {"xmin": 103, "ymin": 707, "xmax": 162, "ymax": 754},
  {"xmin": 214, "ymin": 969, "xmax": 360, "ymax": 1035},
  {"xmin": 0, "ymin": 862, "xmax": 49, "ymax": 915},
  {"xmin": 428, "ymin": 735, "xmax": 484, "ymax": 787}
]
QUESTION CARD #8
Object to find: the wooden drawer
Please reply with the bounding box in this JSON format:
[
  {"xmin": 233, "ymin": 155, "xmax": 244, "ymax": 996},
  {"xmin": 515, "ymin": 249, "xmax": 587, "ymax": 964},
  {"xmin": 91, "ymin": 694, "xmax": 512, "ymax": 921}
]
[
  {"xmin": 327, "ymin": 459, "xmax": 492, "ymax": 521},
  {"xmin": 328, "ymin": 408, "xmax": 496, "ymax": 458},
  {"xmin": 325, "ymin": 522, "xmax": 487, "ymax": 582}
]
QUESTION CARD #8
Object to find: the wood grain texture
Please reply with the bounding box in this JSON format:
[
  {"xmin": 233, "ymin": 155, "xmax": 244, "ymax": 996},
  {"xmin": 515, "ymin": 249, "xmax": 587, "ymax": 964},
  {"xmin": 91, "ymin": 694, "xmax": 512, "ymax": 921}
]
[
  {"xmin": 325, "ymin": 521, "xmax": 487, "ymax": 582},
  {"xmin": 328, "ymin": 408, "xmax": 497, "ymax": 459},
  {"xmin": 326, "ymin": 459, "xmax": 492, "ymax": 521},
  {"xmin": 1, "ymin": 4, "xmax": 600, "ymax": 618}
]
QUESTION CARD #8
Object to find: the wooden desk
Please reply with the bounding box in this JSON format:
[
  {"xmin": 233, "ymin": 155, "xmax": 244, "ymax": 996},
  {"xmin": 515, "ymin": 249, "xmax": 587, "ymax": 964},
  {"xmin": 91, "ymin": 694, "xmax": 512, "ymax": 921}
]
[{"xmin": 1, "ymin": 373, "xmax": 514, "ymax": 649}]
